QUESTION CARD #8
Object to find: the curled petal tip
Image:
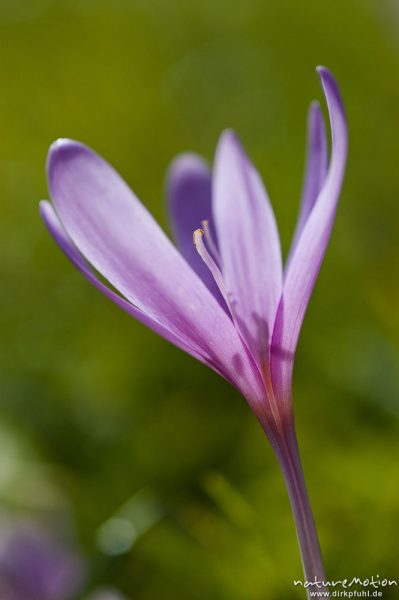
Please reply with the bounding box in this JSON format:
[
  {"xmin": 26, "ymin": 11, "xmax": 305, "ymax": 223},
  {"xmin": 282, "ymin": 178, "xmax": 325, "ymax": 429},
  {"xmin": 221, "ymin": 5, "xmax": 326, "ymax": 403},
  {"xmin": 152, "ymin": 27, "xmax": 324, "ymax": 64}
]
[
  {"xmin": 317, "ymin": 66, "xmax": 334, "ymax": 89},
  {"xmin": 316, "ymin": 65, "xmax": 333, "ymax": 80},
  {"xmin": 317, "ymin": 67, "xmax": 343, "ymax": 100},
  {"xmin": 50, "ymin": 137, "xmax": 74, "ymax": 149},
  {"xmin": 46, "ymin": 138, "xmax": 92, "ymax": 193},
  {"xmin": 47, "ymin": 138, "xmax": 87, "ymax": 165},
  {"xmin": 47, "ymin": 138, "xmax": 78, "ymax": 162},
  {"xmin": 316, "ymin": 64, "xmax": 327, "ymax": 73},
  {"xmin": 316, "ymin": 67, "xmax": 347, "ymax": 139}
]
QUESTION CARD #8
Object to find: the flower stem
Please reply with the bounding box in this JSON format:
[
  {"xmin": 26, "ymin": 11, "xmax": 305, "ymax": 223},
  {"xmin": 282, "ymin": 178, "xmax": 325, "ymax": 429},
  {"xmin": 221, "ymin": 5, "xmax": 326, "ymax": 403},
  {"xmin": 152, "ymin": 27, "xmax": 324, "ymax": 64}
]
[{"xmin": 274, "ymin": 421, "xmax": 329, "ymax": 598}]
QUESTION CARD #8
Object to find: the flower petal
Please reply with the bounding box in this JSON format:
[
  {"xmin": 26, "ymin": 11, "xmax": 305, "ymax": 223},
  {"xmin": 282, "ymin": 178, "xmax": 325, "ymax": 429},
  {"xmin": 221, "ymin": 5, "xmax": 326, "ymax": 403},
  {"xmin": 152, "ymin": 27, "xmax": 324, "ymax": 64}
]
[
  {"xmin": 166, "ymin": 153, "xmax": 226, "ymax": 307},
  {"xmin": 213, "ymin": 130, "xmax": 283, "ymax": 362},
  {"xmin": 286, "ymin": 100, "xmax": 328, "ymax": 264},
  {"xmin": 46, "ymin": 141, "xmax": 262, "ymax": 398},
  {"xmin": 271, "ymin": 67, "xmax": 348, "ymax": 401},
  {"xmin": 40, "ymin": 200, "xmax": 215, "ymax": 369}
]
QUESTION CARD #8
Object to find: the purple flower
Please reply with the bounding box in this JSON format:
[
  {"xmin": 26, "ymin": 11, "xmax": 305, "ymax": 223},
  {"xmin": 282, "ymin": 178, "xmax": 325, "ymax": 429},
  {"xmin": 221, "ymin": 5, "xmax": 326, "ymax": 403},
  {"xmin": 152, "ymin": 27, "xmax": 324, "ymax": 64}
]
[
  {"xmin": 0, "ymin": 523, "xmax": 84, "ymax": 600},
  {"xmin": 40, "ymin": 67, "xmax": 347, "ymax": 591}
]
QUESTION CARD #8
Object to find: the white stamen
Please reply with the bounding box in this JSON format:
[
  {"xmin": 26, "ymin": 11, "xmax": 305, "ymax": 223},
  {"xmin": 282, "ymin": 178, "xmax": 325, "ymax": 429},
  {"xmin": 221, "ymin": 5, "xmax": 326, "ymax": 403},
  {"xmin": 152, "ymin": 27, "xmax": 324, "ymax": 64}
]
[
  {"xmin": 193, "ymin": 229, "xmax": 231, "ymax": 310},
  {"xmin": 201, "ymin": 220, "xmax": 221, "ymax": 264}
]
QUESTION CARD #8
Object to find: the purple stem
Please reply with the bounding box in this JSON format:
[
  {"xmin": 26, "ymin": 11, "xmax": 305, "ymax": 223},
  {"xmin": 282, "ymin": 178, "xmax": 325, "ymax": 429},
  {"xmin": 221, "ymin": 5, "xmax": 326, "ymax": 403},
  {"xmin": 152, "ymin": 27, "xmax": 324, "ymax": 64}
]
[{"xmin": 273, "ymin": 421, "xmax": 329, "ymax": 598}]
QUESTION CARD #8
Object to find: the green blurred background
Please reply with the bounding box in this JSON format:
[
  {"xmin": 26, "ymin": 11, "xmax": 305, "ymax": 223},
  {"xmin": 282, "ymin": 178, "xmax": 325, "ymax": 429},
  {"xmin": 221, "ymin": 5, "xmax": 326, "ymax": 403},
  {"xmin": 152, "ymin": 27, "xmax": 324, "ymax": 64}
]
[{"xmin": 0, "ymin": 0, "xmax": 399, "ymax": 598}]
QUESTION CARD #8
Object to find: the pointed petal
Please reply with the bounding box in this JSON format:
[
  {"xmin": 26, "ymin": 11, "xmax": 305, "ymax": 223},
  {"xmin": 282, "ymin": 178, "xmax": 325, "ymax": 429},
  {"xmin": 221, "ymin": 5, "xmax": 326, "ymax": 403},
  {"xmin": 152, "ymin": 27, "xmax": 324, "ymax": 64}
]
[
  {"xmin": 166, "ymin": 153, "xmax": 225, "ymax": 306},
  {"xmin": 271, "ymin": 67, "xmax": 348, "ymax": 400},
  {"xmin": 213, "ymin": 130, "xmax": 283, "ymax": 362},
  {"xmin": 46, "ymin": 141, "xmax": 262, "ymax": 398},
  {"xmin": 287, "ymin": 101, "xmax": 328, "ymax": 263},
  {"xmin": 40, "ymin": 200, "xmax": 214, "ymax": 368}
]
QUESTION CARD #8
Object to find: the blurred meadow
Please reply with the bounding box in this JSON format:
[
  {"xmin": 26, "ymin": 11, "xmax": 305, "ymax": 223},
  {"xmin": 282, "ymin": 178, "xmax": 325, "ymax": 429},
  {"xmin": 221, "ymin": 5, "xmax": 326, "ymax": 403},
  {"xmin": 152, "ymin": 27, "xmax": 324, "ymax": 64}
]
[{"xmin": 0, "ymin": 0, "xmax": 399, "ymax": 598}]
